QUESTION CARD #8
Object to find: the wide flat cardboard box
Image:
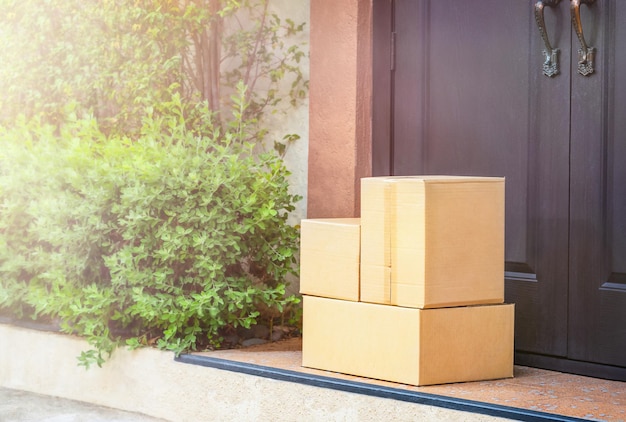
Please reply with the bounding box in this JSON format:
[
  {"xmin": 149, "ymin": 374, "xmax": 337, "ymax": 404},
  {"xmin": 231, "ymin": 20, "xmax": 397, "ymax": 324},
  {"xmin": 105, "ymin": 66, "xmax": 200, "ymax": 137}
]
[
  {"xmin": 360, "ymin": 176, "xmax": 505, "ymax": 308},
  {"xmin": 302, "ymin": 295, "xmax": 514, "ymax": 386},
  {"xmin": 300, "ymin": 218, "xmax": 361, "ymax": 301}
]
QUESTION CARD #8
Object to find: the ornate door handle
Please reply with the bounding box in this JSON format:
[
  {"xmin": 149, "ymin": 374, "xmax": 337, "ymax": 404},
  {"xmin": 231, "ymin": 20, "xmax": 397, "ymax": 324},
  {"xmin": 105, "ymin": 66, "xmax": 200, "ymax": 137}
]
[
  {"xmin": 571, "ymin": 0, "xmax": 596, "ymax": 76},
  {"xmin": 535, "ymin": 0, "xmax": 562, "ymax": 77}
]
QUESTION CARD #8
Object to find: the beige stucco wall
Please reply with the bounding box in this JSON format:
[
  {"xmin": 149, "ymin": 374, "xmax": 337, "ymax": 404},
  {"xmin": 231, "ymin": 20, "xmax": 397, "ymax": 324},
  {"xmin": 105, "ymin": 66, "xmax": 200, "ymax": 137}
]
[
  {"xmin": 268, "ymin": 0, "xmax": 375, "ymax": 221},
  {"xmin": 267, "ymin": 0, "xmax": 375, "ymax": 221},
  {"xmin": 308, "ymin": 0, "xmax": 372, "ymax": 218},
  {"xmin": 270, "ymin": 0, "xmax": 374, "ymax": 221}
]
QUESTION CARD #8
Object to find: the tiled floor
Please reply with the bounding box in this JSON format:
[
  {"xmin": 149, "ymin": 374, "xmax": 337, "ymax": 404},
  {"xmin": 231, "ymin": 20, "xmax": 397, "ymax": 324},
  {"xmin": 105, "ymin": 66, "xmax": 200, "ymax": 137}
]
[{"xmin": 196, "ymin": 338, "xmax": 626, "ymax": 421}]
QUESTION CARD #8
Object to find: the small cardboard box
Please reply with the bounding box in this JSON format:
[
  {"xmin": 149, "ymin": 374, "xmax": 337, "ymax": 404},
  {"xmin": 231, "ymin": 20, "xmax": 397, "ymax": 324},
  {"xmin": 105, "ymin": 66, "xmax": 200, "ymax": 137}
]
[
  {"xmin": 360, "ymin": 176, "xmax": 505, "ymax": 308},
  {"xmin": 299, "ymin": 218, "xmax": 361, "ymax": 301},
  {"xmin": 302, "ymin": 295, "xmax": 514, "ymax": 386}
]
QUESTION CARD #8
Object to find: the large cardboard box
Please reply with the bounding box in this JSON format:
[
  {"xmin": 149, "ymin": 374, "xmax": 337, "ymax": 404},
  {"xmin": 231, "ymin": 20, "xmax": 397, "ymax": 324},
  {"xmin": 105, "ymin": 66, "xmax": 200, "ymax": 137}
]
[
  {"xmin": 300, "ymin": 218, "xmax": 361, "ymax": 301},
  {"xmin": 302, "ymin": 295, "xmax": 514, "ymax": 386},
  {"xmin": 360, "ymin": 176, "xmax": 505, "ymax": 308}
]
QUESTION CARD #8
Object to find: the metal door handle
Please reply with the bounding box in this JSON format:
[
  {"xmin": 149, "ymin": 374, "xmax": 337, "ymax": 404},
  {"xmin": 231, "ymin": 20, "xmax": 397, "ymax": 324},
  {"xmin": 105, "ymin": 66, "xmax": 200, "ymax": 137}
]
[
  {"xmin": 534, "ymin": 0, "xmax": 562, "ymax": 77},
  {"xmin": 571, "ymin": 0, "xmax": 596, "ymax": 76}
]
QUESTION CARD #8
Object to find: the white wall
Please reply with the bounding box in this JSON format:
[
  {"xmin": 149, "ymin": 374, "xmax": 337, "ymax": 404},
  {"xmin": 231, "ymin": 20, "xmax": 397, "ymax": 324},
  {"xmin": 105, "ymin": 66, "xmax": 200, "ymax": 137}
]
[{"xmin": 267, "ymin": 0, "xmax": 310, "ymax": 224}]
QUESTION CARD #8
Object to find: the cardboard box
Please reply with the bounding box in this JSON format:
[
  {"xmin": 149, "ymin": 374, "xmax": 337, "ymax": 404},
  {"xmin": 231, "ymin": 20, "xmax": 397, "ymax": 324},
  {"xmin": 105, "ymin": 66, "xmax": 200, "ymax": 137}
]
[
  {"xmin": 300, "ymin": 218, "xmax": 361, "ymax": 301},
  {"xmin": 302, "ymin": 295, "xmax": 514, "ymax": 386},
  {"xmin": 360, "ymin": 176, "xmax": 505, "ymax": 308}
]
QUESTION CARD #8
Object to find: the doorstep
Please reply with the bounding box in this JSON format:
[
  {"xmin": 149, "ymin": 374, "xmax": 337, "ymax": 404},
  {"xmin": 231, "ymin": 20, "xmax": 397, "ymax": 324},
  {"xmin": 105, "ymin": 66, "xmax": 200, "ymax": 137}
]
[
  {"xmin": 183, "ymin": 338, "xmax": 626, "ymax": 422},
  {"xmin": 0, "ymin": 323, "xmax": 522, "ymax": 421},
  {"xmin": 2, "ymin": 322, "xmax": 624, "ymax": 421}
]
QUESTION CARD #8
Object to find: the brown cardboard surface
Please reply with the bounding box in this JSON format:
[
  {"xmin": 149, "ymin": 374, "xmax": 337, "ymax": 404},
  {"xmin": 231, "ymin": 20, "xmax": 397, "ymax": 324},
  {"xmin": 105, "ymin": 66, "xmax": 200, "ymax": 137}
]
[
  {"xmin": 360, "ymin": 176, "xmax": 505, "ymax": 308},
  {"xmin": 302, "ymin": 295, "xmax": 514, "ymax": 386},
  {"xmin": 300, "ymin": 218, "xmax": 361, "ymax": 301},
  {"xmin": 360, "ymin": 178, "xmax": 393, "ymax": 267},
  {"xmin": 360, "ymin": 178, "xmax": 393, "ymax": 303},
  {"xmin": 360, "ymin": 264, "xmax": 391, "ymax": 304}
]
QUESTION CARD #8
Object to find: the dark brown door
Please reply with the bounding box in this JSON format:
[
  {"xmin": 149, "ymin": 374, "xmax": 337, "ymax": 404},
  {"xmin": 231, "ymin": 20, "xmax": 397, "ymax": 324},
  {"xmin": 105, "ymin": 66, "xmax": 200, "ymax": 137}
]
[{"xmin": 373, "ymin": 0, "xmax": 626, "ymax": 380}]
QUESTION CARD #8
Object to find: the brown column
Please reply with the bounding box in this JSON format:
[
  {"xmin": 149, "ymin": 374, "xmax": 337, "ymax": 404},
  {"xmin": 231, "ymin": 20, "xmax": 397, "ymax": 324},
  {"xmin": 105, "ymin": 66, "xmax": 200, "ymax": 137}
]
[{"xmin": 307, "ymin": 0, "xmax": 372, "ymax": 218}]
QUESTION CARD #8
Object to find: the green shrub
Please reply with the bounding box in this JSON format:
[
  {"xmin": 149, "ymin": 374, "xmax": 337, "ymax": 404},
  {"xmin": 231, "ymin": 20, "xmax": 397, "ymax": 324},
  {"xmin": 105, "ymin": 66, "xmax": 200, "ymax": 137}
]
[
  {"xmin": 0, "ymin": 0, "xmax": 308, "ymax": 137},
  {"xmin": 0, "ymin": 84, "xmax": 301, "ymax": 367}
]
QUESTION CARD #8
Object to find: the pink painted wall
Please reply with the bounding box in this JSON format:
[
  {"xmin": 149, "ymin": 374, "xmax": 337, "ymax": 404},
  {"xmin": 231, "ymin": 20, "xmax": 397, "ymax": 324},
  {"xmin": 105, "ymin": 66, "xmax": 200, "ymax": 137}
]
[{"xmin": 307, "ymin": 0, "xmax": 372, "ymax": 218}]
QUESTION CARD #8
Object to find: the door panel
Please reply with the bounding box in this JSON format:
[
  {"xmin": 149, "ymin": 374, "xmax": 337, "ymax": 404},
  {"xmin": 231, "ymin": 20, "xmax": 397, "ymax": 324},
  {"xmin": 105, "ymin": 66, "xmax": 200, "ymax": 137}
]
[
  {"xmin": 377, "ymin": 0, "xmax": 626, "ymax": 376},
  {"xmin": 568, "ymin": 1, "xmax": 626, "ymax": 366},
  {"xmin": 392, "ymin": 0, "xmax": 570, "ymax": 356}
]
